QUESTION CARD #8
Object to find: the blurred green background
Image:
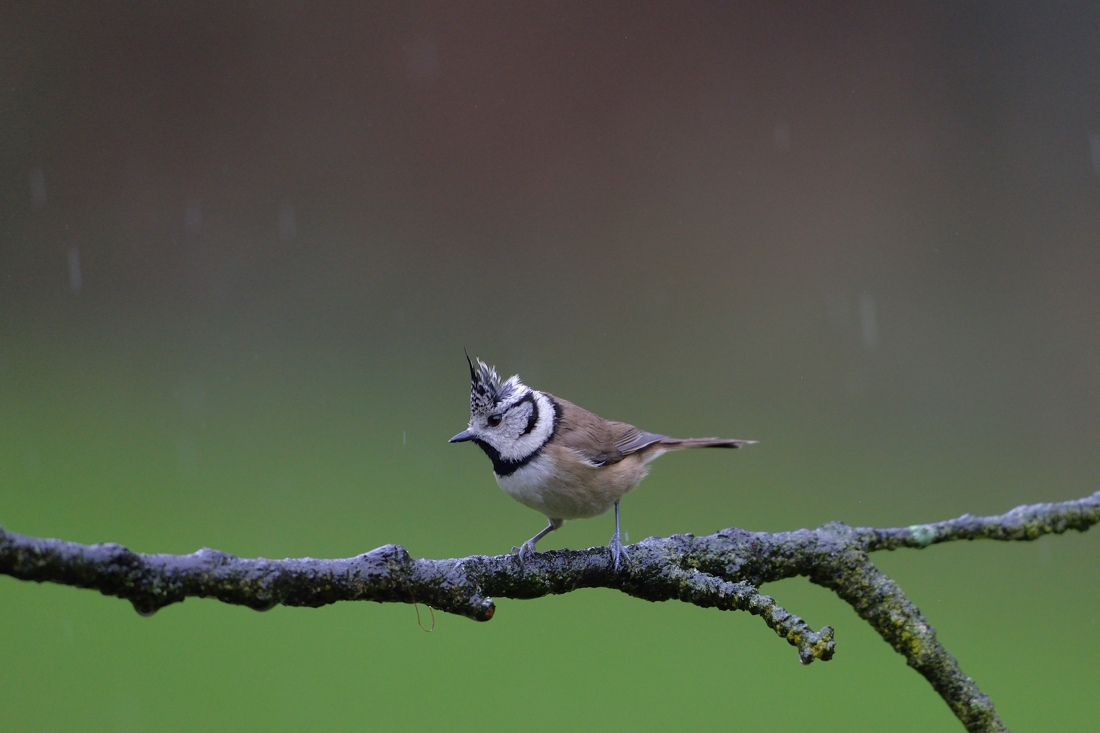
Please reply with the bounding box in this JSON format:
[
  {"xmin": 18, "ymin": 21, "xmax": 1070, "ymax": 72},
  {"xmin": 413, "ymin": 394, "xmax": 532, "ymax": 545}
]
[{"xmin": 2, "ymin": 2, "xmax": 1099, "ymax": 730}]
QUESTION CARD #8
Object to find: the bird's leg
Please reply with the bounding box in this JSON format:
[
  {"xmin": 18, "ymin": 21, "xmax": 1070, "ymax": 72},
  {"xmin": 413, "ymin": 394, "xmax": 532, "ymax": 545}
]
[
  {"xmin": 608, "ymin": 500, "xmax": 630, "ymax": 570},
  {"xmin": 513, "ymin": 518, "xmax": 563, "ymax": 564}
]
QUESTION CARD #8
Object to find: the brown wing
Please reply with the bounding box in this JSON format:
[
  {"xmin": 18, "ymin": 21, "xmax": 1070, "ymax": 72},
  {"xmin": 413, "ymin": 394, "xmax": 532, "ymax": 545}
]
[
  {"xmin": 549, "ymin": 395, "xmax": 667, "ymax": 467},
  {"xmin": 549, "ymin": 394, "xmax": 757, "ymax": 466}
]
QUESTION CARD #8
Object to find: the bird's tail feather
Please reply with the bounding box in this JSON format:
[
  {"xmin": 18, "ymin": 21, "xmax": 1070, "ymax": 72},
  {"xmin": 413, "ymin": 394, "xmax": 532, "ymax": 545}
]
[{"xmin": 657, "ymin": 437, "xmax": 757, "ymax": 450}]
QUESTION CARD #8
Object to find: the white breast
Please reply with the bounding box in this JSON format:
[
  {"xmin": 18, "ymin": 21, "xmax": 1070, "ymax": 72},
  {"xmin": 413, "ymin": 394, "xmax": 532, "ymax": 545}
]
[
  {"xmin": 495, "ymin": 454, "xmax": 562, "ymax": 515},
  {"xmin": 494, "ymin": 445, "xmax": 649, "ymax": 520}
]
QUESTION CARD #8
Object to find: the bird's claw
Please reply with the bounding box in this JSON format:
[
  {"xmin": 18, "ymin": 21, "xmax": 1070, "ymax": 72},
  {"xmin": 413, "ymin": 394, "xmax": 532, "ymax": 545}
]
[
  {"xmin": 512, "ymin": 540, "xmax": 537, "ymax": 565},
  {"xmin": 609, "ymin": 532, "xmax": 630, "ymax": 571}
]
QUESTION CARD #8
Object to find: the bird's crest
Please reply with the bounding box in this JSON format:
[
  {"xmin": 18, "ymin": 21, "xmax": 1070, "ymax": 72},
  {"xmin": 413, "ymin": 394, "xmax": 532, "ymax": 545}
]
[{"xmin": 466, "ymin": 353, "xmax": 524, "ymax": 416}]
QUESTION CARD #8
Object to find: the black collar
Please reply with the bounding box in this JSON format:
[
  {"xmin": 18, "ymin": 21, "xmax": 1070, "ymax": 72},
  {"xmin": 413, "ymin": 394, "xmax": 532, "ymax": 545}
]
[{"xmin": 473, "ymin": 395, "xmax": 559, "ymax": 477}]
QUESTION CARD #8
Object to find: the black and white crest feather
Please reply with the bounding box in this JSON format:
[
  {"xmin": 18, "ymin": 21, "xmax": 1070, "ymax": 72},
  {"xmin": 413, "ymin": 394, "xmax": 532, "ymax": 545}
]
[{"xmin": 467, "ymin": 353, "xmax": 524, "ymax": 416}]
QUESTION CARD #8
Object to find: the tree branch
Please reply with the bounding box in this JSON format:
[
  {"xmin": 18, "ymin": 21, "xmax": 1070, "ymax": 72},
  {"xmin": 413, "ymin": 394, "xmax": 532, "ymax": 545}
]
[{"xmin": 3, "ymin": 491, "xmax": 1098, "ymax": 732}]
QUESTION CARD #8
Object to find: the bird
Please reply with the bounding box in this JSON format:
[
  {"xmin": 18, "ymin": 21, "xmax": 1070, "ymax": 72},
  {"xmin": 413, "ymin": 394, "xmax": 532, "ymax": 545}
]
[{"xmin": 449, "ymin": 355, "xmax": 756, "ymax": 569}]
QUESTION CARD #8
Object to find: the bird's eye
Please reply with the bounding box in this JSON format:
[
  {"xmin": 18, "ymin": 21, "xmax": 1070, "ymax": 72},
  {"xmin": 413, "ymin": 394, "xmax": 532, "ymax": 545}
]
[{"xmin": 487, "ymin": 414, "xmax": 503, "ymax": 427}]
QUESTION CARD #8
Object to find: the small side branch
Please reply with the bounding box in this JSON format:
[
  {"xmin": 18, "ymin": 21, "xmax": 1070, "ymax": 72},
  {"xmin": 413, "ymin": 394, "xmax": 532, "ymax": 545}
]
[
  {"xmin": 2, "ymin": 490, "xmax": 1098, "ymax": 733},
  {"xmin": 809, "ymin": 543, "xmax": 1003, "ymax": 732},
  {"xmin": 658, "ymin": 564, "xmax": 835, "ymax": 665}
]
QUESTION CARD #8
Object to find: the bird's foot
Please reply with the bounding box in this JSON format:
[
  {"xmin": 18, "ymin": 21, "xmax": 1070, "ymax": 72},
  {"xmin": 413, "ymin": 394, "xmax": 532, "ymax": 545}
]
[
  {"xmin": 512, "ymin": 539, "xmax": 538, "ymax": 565},
  {"xmin": 608, "ymin": 532, "xmax": 630, "ymax": 571}
]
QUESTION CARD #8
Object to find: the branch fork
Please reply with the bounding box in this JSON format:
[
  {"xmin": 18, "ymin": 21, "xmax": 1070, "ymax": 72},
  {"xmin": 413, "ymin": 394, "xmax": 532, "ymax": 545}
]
[{"xmin": 4, "ymin": 490, "xmax": 1098, "ymax": 733}]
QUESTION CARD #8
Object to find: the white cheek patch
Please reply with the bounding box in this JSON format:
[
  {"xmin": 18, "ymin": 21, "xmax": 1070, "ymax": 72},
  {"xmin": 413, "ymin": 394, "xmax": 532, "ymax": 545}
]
[{"xmin": 494, "ymin": 391, "xmax": 555, "ymax": 462}]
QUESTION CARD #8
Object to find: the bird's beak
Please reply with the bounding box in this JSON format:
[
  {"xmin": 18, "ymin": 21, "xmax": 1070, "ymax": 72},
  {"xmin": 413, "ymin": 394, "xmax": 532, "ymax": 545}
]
[{"xmin": 449, "ymin": 429, "xmax": 474, "ymax": 443}]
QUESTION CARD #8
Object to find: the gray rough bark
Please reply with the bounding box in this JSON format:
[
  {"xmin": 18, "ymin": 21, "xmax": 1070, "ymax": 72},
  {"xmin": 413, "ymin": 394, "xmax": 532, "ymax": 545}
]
[{"xmin": 3, "ymin": 491, "xmax": 1098, "ymax": 732}]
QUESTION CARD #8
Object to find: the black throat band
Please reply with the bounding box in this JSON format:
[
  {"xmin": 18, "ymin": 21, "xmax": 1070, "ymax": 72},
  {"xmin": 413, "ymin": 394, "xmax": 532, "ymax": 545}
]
[{"xmin": 473, "ymin": 395, "xmax": 559, "ymax": 477}]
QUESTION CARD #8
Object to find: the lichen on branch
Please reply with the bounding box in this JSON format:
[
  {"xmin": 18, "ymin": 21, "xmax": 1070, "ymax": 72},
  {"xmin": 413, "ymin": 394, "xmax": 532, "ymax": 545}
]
[{"xmin": 3, "ymin": 490, "xmax": 1098, "ymax": 733}]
